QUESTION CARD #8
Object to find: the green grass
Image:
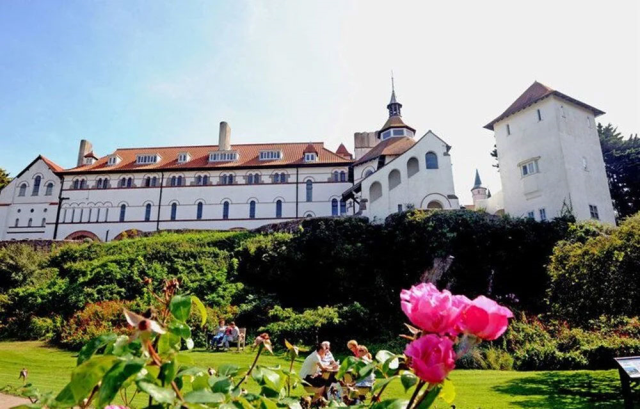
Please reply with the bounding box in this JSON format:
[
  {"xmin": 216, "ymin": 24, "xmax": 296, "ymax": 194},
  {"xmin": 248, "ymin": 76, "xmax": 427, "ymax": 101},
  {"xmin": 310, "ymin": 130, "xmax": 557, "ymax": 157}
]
[{"xmin": 0, "ymin": 342, "xmax": 636, "ymax": 409}]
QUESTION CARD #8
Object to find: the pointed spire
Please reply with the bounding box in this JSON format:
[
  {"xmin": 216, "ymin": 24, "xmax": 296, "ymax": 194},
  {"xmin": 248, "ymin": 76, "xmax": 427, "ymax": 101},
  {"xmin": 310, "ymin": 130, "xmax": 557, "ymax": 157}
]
[
  {"xmin": 473, "ymin": 169, "xmax": 483, "ymax": 189},
  {"xmin": 387, "ymin": 73, "xmax": 402, "ymax": 118}
]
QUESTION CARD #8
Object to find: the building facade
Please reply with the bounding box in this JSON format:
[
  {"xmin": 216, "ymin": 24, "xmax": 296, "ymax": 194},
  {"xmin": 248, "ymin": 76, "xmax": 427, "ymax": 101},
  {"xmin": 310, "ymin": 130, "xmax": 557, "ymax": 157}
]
[{"xmin": 477, "ymin": 81, "xmax": 615, "ymax": 224}]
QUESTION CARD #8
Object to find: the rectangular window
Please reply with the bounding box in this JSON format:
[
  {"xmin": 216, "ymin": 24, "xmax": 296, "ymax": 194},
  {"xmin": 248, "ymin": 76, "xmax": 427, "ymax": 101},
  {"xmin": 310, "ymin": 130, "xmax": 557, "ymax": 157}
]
[
  {"xmin": 537, "ymin": 109, "xmax": 542, "ymax": 121},
  {"xmin": 259, "ymin": 150, "xmax": 283, "ymax": 160},
  {"xmin": 587, "ymin": 116, "xmax": 592, "ymax": 129},
  {"xmin": 539, "ymin": 208, "xmax": 547, "ymax": 221},
  {"xmin": 506, "ymin": 124, "xmax": 511, "ymax": 135},
  {"xmin": 527, "ymin": 211, "xmax": 535, "ymax": 219},
  {"xmin": 177, "ymin": 153, "xmax": 190, "ymax": 163},
  {"xmin": 589, "ymin": 204, "xmax": 599, "ymax": 220},
  {"xmin": 209, "ymin": 152, "xmax": 238, "ymax": 162},
  {"xmin": 382, "ymin": 130, "xmax": 391, "ymax": 139},
  {"xmin": 107, "ymin": 156, "xmax": 119, "ymax": 166},
  {"xmin": 398, "ymin": 204, "xmax": 403, "ymax": 213},
  {"xmin": 392, "ymin": 129, "xmax": 404, "ymax": 136},
  {"xmin": 520, "ymin": 159, "xmax": 539, "ymax": 177},
  {"xmin": 304, "ymin": 153, "xmax": 317, "ymax": 162},
  {"xmin": 136, "ymin": 154, "xmax": 159, "ymax": 164}
]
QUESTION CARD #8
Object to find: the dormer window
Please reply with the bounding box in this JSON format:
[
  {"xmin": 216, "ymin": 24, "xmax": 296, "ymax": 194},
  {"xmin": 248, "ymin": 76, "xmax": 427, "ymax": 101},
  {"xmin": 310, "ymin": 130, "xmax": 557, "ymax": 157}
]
[
  {"xmin": 304, "ymin": 153, "xmax": 317, "ymax": 162},
  {"xmin": 381, "ymin": 130, "xmax": 392, "ymax": 139},
  {"xmin": 259, "ymin": 150, "xmax": 282, "ymax": 161},
  {"xmin": 84, "ymin": 157, "xmax": 96, "ymax": 165},
  {"xmin": 209, "ymin": 151, "xmax": 238, "ymax": 162},
  {"xmin": 136, "ymin": 154, "xmax": 160, "ymax": 164},
  {"xmin": 107, "ymin": 155, "xmax": 121, "ymax": 166},
  {"xmin": 177, "ymin": 153, "xmax": 190, "ymax": 163}
]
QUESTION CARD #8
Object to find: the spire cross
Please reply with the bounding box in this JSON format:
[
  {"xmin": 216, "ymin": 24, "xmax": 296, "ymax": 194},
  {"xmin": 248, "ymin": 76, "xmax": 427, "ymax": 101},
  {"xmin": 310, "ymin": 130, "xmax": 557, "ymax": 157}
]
[{"xmin": 391, "ymin": 71, "xmax": 395, "ymax": 93}]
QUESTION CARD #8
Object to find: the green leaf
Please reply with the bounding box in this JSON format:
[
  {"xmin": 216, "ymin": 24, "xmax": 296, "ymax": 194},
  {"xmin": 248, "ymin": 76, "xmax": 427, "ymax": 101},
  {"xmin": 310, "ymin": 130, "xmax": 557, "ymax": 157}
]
[
  {"xmin": 137, "ymin": 381, "xmax": 177, "ymax": 404},
  {"xmin": 371, "ymin": 399, "xmax": 409, "ymax": 409},
  {"xmin": 169, "ymin": 320, "xmax": 191, "ymax": 340},
  {"xmin": 438, "ymin": 379, "xmax": 455, "ymax": 404},
  {"xmin": 260, "ymin": 368, "xmax": 281, "ymax": 390},
  {"xmin": 218, "ymin": 364, "xmax": 240, "ymax": 377},
  {"xmin": 169, "ymin": 295, "xmax": 192, "ymax": 322},
  {"xmin": 176, "ymin": 366, "xmax": 208, "ymax": 378},
  {"xmin": 159, "ymin": 360, "xmax": 178, "ymax": 384},
  {"xmin": 209, "ymin": 376, "xmax": 233, "ymax": 394},
  {"xmin": 252, "ymin": 366, "xmax": 264, "ymax": 384},
  {"xmin": 336, "ymin": 356, "xmax": 358, "ymax": 379},
  {"xmin": 372, "ymin": 375, "xmax": 399, "ymax": 393},
  {"xmin": 184, "ymin": 389, "xmax": 225, "ymax": 403},
  {"xmin": 97, "ymin": 359, "xmax": 145, "ymax": 407},
  {"xmin": 375, "ymin": 350, "xmax": 395, "ymax": 364},
  {"xmin": 191, "ymin": 296, "xmax": 207, "ymax": 327},
  {"xmin": 382, "ymin": 356, "xmax": 400, "ymax": 376},
  {"xmin": 259, "ymin": 397, "xmax": 278, "ymax": 409},
  {"xmin": 157, "ymin": 332, "xmax": 181, "ymax": 355},
  {"xmin": 54, "ymin": 384, "xmax": 75, "ymax": 406},
  {"xmin": 400, "ymin": 372, "xmax": 418, "ymax": 392},
  {"xmin": 191, "ymin": 374, "xmax": 210, "ymax": 390},
  {"xmin": 69, "ymin": 355, "xmax": 118, "ymax": 402},
  {"xmin": 76, "ymin": 333, "xmax": 118, "ymax": 365},
  {"xmin": 416, "ymin": 386, "xmax": 441, "ymax": 409},
  {"xmin": 357, "ymin": 363, "xmax": 376, "ymax": 381}
]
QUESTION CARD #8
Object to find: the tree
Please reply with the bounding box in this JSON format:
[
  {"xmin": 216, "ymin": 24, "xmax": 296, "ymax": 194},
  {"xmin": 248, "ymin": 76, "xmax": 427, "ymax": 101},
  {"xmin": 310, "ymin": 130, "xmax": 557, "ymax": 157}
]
[
  {"xmin": 598, "ymin": 123, "xmax": 640, "ymax": 219},
  {"xmin": 0, "ymin": 168, "xmax": 10, "ymax": 192},
  {"xmin": 490, "ymin": 144, "xmax": 499, "ymax": 168}
]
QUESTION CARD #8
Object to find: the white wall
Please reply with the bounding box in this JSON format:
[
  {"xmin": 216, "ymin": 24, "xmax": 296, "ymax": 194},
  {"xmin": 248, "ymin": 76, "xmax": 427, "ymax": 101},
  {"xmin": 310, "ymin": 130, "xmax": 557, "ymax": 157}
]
[
  {"xmin": 359, "ymin": 131, "xmax": 459, "ymax": 222},
  {"xmin": 494, "ymin": 96, "xmax": 614, "ymax": 223},
  {"xmin": 0, "ymin": 159, "xmax": 61, "ymax": 240}
]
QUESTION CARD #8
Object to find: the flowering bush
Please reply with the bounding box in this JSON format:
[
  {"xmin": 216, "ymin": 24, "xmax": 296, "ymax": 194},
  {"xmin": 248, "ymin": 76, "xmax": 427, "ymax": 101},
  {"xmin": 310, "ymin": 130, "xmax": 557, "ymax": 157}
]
[{"xmin": 11, "ymin": 280, "xmax": 511, "ymax": 409}]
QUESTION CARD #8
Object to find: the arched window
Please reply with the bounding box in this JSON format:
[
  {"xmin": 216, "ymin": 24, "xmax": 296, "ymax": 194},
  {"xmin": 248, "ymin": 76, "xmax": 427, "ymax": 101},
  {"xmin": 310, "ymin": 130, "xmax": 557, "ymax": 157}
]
[
  {"xmin": 151, "ymin": 176, "xmax": 157, "ymax": 187},
  {"xmin": 364, "ymin": 169, "xmax": 374, "ymax": 178},
  {"xmin": 145, "ymin": 204, "xmax": 152, "ymax": 221},
  {"xmin": 273, "ymin": 173, "xmax": 280, "ymax": 183},
  {"xmin": 340, "ymin": 171, "xmax": 346, "ymax": 182},
  {"xmin": 45, "ymin": 182, "xmax": 54, "ymax": 196},
  {"xmin": 331, "ymin": 198, "xmax": 339, "ymax": 216},
  {"xmin": 426, "ymin": 152, "xmax": 439, "ymax": 169},
  {"xmin": 340, "ymin": 200, "xmax": 347, "ymax": 215},
  {"xmin": 28, "ymin": 218, "xmax": 32, "ymax": 227},
  {"xmin": 14, "ymin": 218, "xmax": 19, "ymax": 227},
  {"xmin": 73, "ymin": 180, "xmax": 80, "ymax": 190},
  {"xmin": 32, "ymin": 176, "xmax": 41, "ymax": 196},
  {"xmin": 276, "ymin": 200, "xmax": 283, "ymax": 218},
  {"xmin": 145, "ymin": 177, "xmax": 151, "ymax": 187},
  {"xmin": 370, "ymin": 182, "xmax": 383, "ymax": 203},
  {"xmin": 196, "ymin": 175, "xmax": 202, "ymax": 186},
  {"xmin": 119, "ymin": 204, "xmax": 126, "ymax": 222},
  {"xmin": 221, "ymin": 175, "xmax": 228, "ymax": 185},
  {"xmin": 247, "ymin": 174, "xmax": 254, "ymax": 185},
  {"xmin": 254, "ymin": 174, "xmax": 260, "ymax": 184},
  {"xmin": 41, "ymin": 218, "xmax": 46, "ymax": 227},
  {"xmin": 427, "ymin": 201, "xmax": 443, "ymax": 209},
  {"xmin": 120, "ymin": 178, "xmax": 126, "ymax": 188},
  {"xmin": 223, "ymin": 201, "xmax": 230, "ymax": 219},
  {"xmin": 196, "ymin": 202, "xmax": 203, "ymax": 220},
  {"xmin": 203, "ymin": 175, "xmax": 209, "ymax": 185},
  {"xmin": 177, "ymin": 176, "xmax": 183, "ymax": 186},
  {"xmin": 249, "ymin": 201, "xmax": 256, "ymax": 219},
  {"xmin": 126, "ymin": 177, "xmax": 133, "ymax": 187},
  {"xmin": 228, "ymin": 175, "xmax": 234, "ymax": 184},
  {"xmin": 18, "ymin": 183, "xmax": 27, "ymax": 196},
  {"xmin": 407, "ymin": 157, "xmax": 419, "ymax": 177},
  {"xmin": 389, "ymin": 169, "xmax": 401, "ymax": 190},
  {"xmin": 79, "ymin": 179, "xmax": 87, "ymax": 189},
  {"xmin": 333, "ymin": 171, "xmax": 340, "ymax": 182},
  {"xmin": 170, "ymin": 203, "xmax": 177, "ymax": 220},
  {"xmin": 97, "ymin": 178, "xmax": 103, "ymax": 189},
  {"xmin": 170, "ymin": 176, "xmax": 177, "ymax": 187},
  {"xmin": 306, "ymin": 180, "xmax": 313, "ymax": 202}
]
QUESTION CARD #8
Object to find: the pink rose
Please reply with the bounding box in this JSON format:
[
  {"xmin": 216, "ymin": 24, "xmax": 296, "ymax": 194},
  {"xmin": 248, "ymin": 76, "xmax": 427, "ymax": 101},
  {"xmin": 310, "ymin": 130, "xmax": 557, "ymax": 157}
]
[
  {"xmin": 404, "ymin": 334, "xmax": 455, "ymax": 384},
  {"xmin": 458, "ymin": 296, "xmax": 513, "ymax": 340},
  {"xmin": 401, "ymin": 283, "xmax": 470, "ymax": 335}
]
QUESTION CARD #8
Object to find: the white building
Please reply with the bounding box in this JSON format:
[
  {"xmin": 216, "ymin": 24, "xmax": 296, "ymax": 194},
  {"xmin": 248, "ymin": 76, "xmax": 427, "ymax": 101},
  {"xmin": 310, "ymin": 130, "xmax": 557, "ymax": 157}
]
[
  {"xmin": 343, "ymin": 86, "xmax": 460, "ymax": 219},
  {"xmin": 476, "ymin": 81, "xmax": 615, "ymax": 224}
]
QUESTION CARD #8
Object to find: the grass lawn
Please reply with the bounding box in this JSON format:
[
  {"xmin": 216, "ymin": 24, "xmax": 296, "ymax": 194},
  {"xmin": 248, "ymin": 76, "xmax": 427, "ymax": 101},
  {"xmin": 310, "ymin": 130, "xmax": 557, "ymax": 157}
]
[{"xmin": 0, "ymin": 341, "xmax": 636, "ymax": 409}]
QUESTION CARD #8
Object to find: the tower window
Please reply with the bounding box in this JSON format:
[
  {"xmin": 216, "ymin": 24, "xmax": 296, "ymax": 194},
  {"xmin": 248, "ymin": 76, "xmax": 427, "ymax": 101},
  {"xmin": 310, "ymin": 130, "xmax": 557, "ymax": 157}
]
[
  {"xmin": 275, "ymin": 200, "xmax": 283, "ymax": 218},
  {"xmin": 145, "ymin": 204, "xmax": 152, "ymax": 221},
  {"xmin": 589, "ymin": 205, "xmax": 599, "ymax": 220},
  {"xmin": 170, "ymin": 203, "xmax": 177, "ymax": 220},
  {"xmin": 381, "ymin": 130, "xmax": 392, "ymax": 139},
  {"xmin": 392, "ymin": 129, "xmax": 404, "ymax": 136},
  {"xmin": 537, "ymin": 109, "xmax": 542, "ymax": 121},
  {"xmin": 306, "ymin": 180, "xmax": 313, "ymax": 202},
  {"xmin": 249, "ymin": 201, "xmax": 256, "ymax": 219},
  {"xmin": 521, "ymin": 159, "xmax": 539, "ymax": 177},
  {"xmin": 45, "ymin": 182, "xmax": 54, "ymax": 196},
  {"xmin": 539, "ymin": 208, "xmax": 547, "ymax": 221},
  {"xmin": 527, "ymin": 211, "xmax": 535, "ymax": 220},
  {"xmin": 18, "ymin": 183, "xmax": 27, "ymax": 196},
  {"xmin": 32, "ymin": 176, "xmax": 41, "ymax": 196},
  {"xmin": 425, "ymin": 152, "xmax": 439, "ymax": 169},
  {"xmin": 119, "ymin": 204, "xmax": 126, "ymax": 222},
  {"xmin": 506, "ymin": 124, "xmax": 511, "ymax": 135},
  {"xmin": 223, "ymin": 201, "xmax": 230, "ymax": 219},
  {"xmin": 197, "ymin": 202, "xmax": 203, "ymax": 220}
]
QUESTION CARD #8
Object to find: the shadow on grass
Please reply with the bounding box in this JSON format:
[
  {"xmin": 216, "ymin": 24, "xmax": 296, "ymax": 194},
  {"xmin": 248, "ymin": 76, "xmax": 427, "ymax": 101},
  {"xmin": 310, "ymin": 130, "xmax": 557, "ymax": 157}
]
[{"xmin": 493, "ymin": 371, "xmax": 640, "ymax": 409}]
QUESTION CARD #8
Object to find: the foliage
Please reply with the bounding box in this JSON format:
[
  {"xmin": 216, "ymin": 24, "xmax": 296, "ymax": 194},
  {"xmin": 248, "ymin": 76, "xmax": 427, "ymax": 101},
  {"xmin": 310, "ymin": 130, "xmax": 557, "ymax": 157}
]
[
  {"xmin": 0, "ymin": 167, "xmax": 10, "ymax": 192},
  {"xmin": 0, "ymin": 244, "xmax": 51, "ymax": 293},
  {"xmin": 598, "ymin": 123, "xmax": 640, "ymax": 219},
  {"xmin": 548, "ymin": 214, "xmax": 640, "ymax": 323},
  {"xmin": 259, "ymin": 305, "xmax": 342, "ymax": 346}
]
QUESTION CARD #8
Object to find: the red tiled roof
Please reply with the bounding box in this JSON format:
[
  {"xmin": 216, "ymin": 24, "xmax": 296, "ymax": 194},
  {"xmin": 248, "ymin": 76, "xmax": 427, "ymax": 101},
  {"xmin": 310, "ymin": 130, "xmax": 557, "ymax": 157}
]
[
  {"xmin": 40, "ymin": 155, "xmax": 64, "ymax": 173},
  {"xmin": 484, "ymin": 81, "xmax": 605, "ymax": 130},
  {"xmin": 84, "ymin": 152, "xmax": 99, "ymax": 159},
  {"xmin": 336, "ymin": 143, "xmax": 352, "ymax": 159},
  {"xmin": 354, "ymin": 136, "xmax": 416, "ymax": 165},
  {"xmin": 303, "ymin": 143, "xmax": 318, "ymax": 154},
  {"xmin": 64, "ymin": 142, "xmax": 352, "ymax": 173}
]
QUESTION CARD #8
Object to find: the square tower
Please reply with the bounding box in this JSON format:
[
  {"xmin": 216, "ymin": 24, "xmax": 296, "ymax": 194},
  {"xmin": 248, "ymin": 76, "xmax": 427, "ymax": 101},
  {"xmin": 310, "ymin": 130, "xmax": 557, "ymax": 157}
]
[{"xmin": 485, "ymin": 82, "xmax": 615, "ymax": 224}]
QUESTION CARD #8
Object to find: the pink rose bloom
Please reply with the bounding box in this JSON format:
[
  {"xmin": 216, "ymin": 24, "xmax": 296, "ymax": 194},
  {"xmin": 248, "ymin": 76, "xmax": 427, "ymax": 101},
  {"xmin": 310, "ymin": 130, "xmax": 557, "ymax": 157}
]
[
  {"xmin": 401, "ymin": 283, "xmax": 470, "ymax": 335},
  {"xmin": 459, "ymin": 296, "xmax": 513, "ymax": 340},
  {"xmin": 404, "ymin": 334, "xmax": 455, "ymax": 384}
]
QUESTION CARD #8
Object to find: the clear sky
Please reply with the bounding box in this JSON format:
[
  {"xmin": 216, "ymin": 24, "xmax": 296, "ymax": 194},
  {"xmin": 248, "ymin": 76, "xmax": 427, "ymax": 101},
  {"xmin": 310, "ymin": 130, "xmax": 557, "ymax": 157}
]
[{"xmin": 0, "ymin": 1, "xmax": 637, "ymax": 204}]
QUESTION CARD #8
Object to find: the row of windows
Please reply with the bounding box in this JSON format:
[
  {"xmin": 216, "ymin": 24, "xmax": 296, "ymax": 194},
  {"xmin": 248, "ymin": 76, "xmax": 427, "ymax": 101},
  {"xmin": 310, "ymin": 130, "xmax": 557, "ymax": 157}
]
[
  {"xmin": 369, "ymin": 154, "xmax": 439, "ymax": 203},
  {"xmin": 18, "ymin": 177, "xmax": 54, "ymax": 197},
  {"xmin": 527, "ymin": 208, "xmax": 547, "ymax": 221},
  {"xmin": 13, "ymin": 218, "xmax": 47, "ymax": 227},
  {"xmin": 67, "ymin": 171, "xmax": 346, "ymax": 190}
]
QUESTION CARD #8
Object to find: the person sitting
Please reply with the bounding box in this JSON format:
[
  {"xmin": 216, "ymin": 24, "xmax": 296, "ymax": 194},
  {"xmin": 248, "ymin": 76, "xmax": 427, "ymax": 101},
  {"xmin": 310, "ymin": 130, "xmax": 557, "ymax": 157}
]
[
  {"xmin": 222, "ymin": 321, "xmax": 240, "ymax": 351},
  {"xmin": 347, "ymin": 340, "xmax": 359, "ymax": 356},
  {"xmin": 300, "ymin": 344, "xmax": 332, "ymax": 402},
  {"xmin": 355, "ymin": 345, "xmax": 375, "ymax": 388},
  {"xmin": 211, "ymin": 319, "xmax": 227, "ymax": 349},
  {"xmin": 320, "ymin": 341, "xmax": 339, "ymax": 369}
]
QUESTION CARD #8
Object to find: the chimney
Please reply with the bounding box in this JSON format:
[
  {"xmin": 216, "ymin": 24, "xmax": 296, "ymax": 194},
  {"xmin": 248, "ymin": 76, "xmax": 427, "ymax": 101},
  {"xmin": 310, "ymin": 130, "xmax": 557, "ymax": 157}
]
[
  {"xmin": 77, "ymin": 139, "xmax": 93, "ymax": 167},
  {"xmin": 218, "ymin": 122, "xmax": 231, "ymax": 151}
]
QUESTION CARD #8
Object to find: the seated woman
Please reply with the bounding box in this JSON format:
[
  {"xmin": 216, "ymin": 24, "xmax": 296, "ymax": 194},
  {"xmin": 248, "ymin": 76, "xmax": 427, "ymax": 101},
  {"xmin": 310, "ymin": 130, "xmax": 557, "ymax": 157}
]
[
  {"xmin": 347, "ymin": 340, "xmax": 359, "ymax": 356},
  {"xmin": 211, "ymin": 319, "xmax": 226, "ymax": 349},
  {"xmin": 355, "ymin": 345, "xmax": 375, "ymax": 389}
]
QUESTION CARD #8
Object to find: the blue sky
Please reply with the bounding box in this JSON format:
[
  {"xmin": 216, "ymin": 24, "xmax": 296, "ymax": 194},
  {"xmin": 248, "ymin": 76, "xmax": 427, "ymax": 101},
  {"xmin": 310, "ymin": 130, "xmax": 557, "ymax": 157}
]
[{"xmin": 1, "ymin": 1, "xmax": 637, "ymax": 203}]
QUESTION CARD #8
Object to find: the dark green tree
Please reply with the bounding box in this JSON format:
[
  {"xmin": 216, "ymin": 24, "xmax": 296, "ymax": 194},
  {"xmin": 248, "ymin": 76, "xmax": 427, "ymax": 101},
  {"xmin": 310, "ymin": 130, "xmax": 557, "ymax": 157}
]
[
  {"xmin": 0, "ymin": 168, "xmax": 10, "ymax": 191},
  {"xmin": 598, "ymin": 123, "xmax": 640, "ymax": 219}
]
